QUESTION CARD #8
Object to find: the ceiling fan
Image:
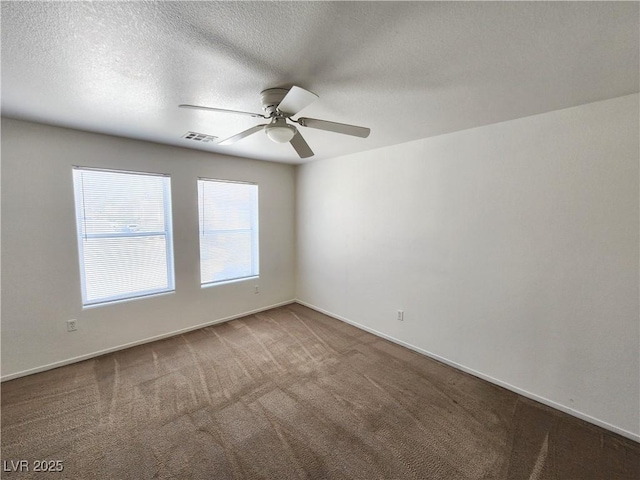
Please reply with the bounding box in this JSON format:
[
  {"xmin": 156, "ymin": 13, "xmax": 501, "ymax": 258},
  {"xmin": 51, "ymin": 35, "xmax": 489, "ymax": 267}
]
[{"xmin": 179, "ymin": 86, "xmax": 370, "ymax": 158}]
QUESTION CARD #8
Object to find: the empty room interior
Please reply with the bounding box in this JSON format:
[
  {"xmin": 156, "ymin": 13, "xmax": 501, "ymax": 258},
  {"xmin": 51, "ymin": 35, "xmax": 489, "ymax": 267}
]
[{"xmin": 1, "ymin": 2, "xmax": 639, "ymax": 479}]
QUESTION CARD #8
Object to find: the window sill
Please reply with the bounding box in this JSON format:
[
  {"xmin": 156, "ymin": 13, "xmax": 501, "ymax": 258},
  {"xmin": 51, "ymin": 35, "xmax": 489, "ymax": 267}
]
[
  {"xmin": 82, "ymin": 290, "xmax": 175, "ymax": 309},
  {"xmin": 201, "ymin": 276, "xmax": 259, "ymax": 289}
]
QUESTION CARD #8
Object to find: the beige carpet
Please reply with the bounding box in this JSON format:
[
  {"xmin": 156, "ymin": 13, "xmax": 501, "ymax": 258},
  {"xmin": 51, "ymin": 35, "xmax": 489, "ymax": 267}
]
[{"xmin": 2, "ymin": 303, "xmax": 638, "ymax": 479}]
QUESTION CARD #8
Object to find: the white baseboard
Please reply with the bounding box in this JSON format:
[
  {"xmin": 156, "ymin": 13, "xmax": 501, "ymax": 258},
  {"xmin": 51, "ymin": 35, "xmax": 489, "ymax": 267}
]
[
  {"xmin": 294, "ymin": 299, "xmax": 640, "ymax": 443},
  {"xmin": 1, "ymin": 299, "xmax": 296, "ymax": 382}
]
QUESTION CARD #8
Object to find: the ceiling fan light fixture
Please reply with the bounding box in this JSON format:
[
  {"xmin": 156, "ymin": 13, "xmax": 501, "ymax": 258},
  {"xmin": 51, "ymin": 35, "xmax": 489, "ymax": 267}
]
[
  {"xmin": 181, "ymin": 85, "xmax": 369, "ymax": 158},
  {"xmin": 265, "ymin": 122, "xmax": 296, "ymax": 143}
]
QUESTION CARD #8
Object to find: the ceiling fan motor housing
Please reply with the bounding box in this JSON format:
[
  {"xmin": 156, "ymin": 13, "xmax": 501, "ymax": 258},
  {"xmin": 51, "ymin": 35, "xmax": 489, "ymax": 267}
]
[{"xmin": 260, "ymin": 88, "xmax": 289, "ymax": 115}]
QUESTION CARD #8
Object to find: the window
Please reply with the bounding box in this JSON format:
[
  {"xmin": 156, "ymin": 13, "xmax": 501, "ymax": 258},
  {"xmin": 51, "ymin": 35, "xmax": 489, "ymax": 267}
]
[
  {"xmin": 72, "ymin": 167, "xmax": 175, "ymax": 306},
  {"xmin": 198, "ymin": 178, "xmax": 259, "ymax": 285}
]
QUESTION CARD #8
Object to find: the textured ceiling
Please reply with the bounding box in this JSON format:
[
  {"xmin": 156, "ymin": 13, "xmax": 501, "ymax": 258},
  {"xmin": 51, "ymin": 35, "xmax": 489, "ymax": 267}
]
[{"xmin": 2, "ymin": 1, "xmax": 638, "ymax": 164}]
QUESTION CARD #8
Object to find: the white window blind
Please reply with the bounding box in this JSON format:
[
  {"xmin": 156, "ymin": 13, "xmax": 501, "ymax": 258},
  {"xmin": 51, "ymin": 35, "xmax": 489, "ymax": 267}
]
[
  {"xmin": 198, "ymin": 179, "xmax": 259, "ymax": 285},
  {"xmin": 72, "ymin": 167, "xmax": 175, "ymax": 306}
]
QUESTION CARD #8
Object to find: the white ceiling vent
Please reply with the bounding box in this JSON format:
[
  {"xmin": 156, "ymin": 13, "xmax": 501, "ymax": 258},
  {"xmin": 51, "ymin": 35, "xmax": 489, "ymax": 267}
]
[{"xmin": 182, "ymin": 131, "xmax": 217, "ymax": 143}]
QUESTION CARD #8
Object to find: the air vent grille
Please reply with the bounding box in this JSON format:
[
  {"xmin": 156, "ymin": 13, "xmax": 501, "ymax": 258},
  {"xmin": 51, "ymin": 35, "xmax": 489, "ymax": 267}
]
[{"xmin": 182, "ymin": 131, "xmax": 217, "ymax": 143}]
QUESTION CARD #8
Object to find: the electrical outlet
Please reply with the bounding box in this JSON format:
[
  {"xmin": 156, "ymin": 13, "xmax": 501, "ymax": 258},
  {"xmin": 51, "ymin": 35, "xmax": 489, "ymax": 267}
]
[
  {"xmin": 397, "ymin": 310, "xmax": 404, "ymax": 321},
  {"xmin": 254, "ymin": 285, "xmax": 260, "ymax": 294},
  {"xmin": 67, "ymin": 319, "xmax": 77, "ymax": 332}
]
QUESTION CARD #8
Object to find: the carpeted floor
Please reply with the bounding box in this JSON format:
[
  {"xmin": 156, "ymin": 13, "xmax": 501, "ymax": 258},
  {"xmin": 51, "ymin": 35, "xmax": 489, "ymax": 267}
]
[{"xmin": 1, "ymin": 303, "xmax": 638, "ymax": 479}]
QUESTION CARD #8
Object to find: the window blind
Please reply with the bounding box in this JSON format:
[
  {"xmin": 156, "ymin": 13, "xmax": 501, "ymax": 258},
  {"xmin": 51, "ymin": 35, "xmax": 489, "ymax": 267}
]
[
  {"xmin": 198, "ymin": 179, "xmax": 259, "ymax": 285},
  {"xmin": 72, "ymin": 167, "xmax": 175, "ymax": 306}
]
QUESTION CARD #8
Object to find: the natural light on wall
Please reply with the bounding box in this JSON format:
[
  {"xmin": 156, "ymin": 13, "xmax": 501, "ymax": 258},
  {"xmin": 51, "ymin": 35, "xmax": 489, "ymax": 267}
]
[
  {"xmin": 197, "ymin": 178, "xmax": 259, "ymax": 285},
  {"xmin": 72, "ymin": 167, "xmax": 175, "ymax": 306}
]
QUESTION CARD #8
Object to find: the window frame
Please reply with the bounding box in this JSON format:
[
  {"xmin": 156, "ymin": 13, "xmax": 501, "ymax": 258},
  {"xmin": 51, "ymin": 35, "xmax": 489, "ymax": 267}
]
[
  {"xmin": 197, "ymin": 177, "xmax": 259, "ymax": 287},
  {"xmin": 72, "ymin": 166, "xmax": 175, "ymax": 307}
]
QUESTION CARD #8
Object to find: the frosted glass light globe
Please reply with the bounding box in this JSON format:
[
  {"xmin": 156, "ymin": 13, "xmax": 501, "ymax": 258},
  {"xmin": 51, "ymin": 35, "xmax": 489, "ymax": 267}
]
[{"xmin": 265, "ymin": 124, "xmax": 296, "ymax": 143}]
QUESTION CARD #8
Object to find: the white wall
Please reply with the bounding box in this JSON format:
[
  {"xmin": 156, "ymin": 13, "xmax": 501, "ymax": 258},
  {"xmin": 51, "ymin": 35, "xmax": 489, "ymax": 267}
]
[
  {"xmin": 296, "ymin": 94, "xmax": 640, "ymax": 439},
  {"xmin": 1, "ymin": 118, "xmax": 296, "ymax": 378}
]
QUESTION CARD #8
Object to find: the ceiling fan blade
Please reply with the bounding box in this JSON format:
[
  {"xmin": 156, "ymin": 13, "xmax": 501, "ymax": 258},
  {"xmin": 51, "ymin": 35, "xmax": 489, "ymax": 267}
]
[
  {"xmin": 276, "ymin": 86, "xmax": 318, "ymax": 115},
  {"xmin": 297, "ymin": 117, "xmax": 370, "ymax": 138},
  {"xmin": 179, "ymin": 104, "xmax": 267, "ymax": 118},
  {"xmin": 218, "ymin": 124, "xmax": 268, "ymax": 145},
  {"xmin": 290, "ymin": 131, "xmax": 314, "ymax": 158}
]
